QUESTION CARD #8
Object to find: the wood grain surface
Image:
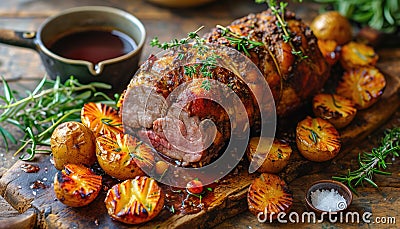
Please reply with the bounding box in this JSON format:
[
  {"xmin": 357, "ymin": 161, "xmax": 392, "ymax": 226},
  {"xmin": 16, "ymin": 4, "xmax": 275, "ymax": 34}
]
[{"xmin": 0, "ymin": 0, "xmax": 400, "ymax": 228}]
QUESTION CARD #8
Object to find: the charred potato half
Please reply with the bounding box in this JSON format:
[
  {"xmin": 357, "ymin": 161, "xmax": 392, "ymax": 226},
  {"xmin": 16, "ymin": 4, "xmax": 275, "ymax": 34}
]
[
  {"xmin": 81, "ymin": 102, "xmax": 123, "ymax": 137},
  {"xmin": 296, "ymin": 117, "xmax": 341, "ymax": 162},
  {"xmin": 50, "ymin": 121, "xmax": 97, "ymax": 170},
  {"xmin": 96, "ymin": 133, "xmax": 154, "ymax": 180},
  {"xmin": 312, "ymin": 93, "xmax": 357, "ymax": 129},
  {"xmin": 247, "ymin": 137, "xmax": 292, "ymax": 174},
  {"xmin": 340, "ymin": 41, "xmax": 378, "ymax": 70},
  {"xmin": 54, "ymin": 164, "xmax": 102, "ymax": 207},
  {"xmin": 336, "ymin": 67, "xmax": 386, "ymax": 110},
  {"xmin": 247, "ymin": 173, "xmax": 293, "ymax": 219},
  {"xmin": 104, "ymin": 176, "xmax": 164, "ymax": 224}
]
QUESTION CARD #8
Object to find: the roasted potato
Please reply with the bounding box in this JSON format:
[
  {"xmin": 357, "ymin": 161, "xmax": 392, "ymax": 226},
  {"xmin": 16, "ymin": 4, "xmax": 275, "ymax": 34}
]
[
  {"xmin": 340, "ymin": 41, "xmax": 378, "ymax": 70},
  {"xmin": 310, "ymin": 11, "xmax": 352, "ymax": 45},
  {"xmin": 54, "ymin": 164, "xmax": 102, "ymax": 207},
  {"xmin": 104, "ymin": 176, "xmax": 164, "ymax": 224},
  {"xmin": 50, "ymin": 121, "xmax": 97, "ymax": 170},
  {"xmin": 96, "ymin": 133, "xmax": 154, "ymax": 180},
  {"xmin": 81, "ymin": 102, "xmax": 123, "ymax": 137},
  {"xmin": 312, "ymin": 93, "xmax": 357, "ymax": 129},
  {"xmin": 317, "ymin": 39, "xmax": 341, "ymax": 66},
  {"xmin": 247, "ymin": 137, "xmax": 292, "ymax": 174},
  {"xmin": 336, "ymin": 67, "xmax": 386, "ymax": 110},
  {"xmin": 247, "ymin": 173, "xmax": 293, "ymax": 219},
  {"xmin": 296, "ymin": 116, "xmax": 341, "ymax": 162}
]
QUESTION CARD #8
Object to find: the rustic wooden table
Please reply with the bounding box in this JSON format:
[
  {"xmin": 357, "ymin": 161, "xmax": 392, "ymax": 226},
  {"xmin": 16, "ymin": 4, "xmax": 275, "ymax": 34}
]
[{"xmin": 0, "ymin": 0, "xmax": 399, "ymax": 228}]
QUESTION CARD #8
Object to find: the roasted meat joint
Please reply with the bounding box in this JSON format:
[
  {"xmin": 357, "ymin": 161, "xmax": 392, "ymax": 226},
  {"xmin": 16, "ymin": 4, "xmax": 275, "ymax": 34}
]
[
  {"xmin": 2, "ymin": 0, "xmax": 398, "ymax": 227},
  {"xmin": 121, "ymin": 9, "xmax": 330, "ymax": 174}
]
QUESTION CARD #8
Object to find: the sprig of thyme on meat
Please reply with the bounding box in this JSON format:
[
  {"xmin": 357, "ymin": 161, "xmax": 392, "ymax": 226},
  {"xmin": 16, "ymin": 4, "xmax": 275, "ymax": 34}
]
[
  {"xmin": 256, "ymin": 0, "xmax": 308, "ymax": 60},
  {"xmin": 215, "ymin": 25, "xmax": 264, "ymax": 57},
  {"xmin": 150, "ymin": 27, "xmax": 220, "ymax": 91},
  {"xmin": 150, "ymin": 26, "xmax": 205, "ymax": 51}
]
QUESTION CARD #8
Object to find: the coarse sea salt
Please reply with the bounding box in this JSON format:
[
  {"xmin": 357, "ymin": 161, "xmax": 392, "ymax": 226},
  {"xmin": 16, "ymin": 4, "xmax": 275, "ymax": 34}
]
[{"xmin": 310, "ymin": 188, "xmax": 346, "ymax": 212}]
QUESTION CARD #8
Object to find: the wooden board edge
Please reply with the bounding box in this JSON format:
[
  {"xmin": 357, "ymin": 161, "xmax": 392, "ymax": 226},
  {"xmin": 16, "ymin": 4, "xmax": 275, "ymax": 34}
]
[{"xmin": 0, "ymin": 208, "xmax": 36, "ymax": 229}]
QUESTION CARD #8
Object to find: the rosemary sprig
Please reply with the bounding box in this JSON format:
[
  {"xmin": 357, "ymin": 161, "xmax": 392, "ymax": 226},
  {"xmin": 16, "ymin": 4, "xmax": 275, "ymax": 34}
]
[
  {"xmin": 216, "ymin": 25, "xmax": 264, "ymax": 57},
  {"xmin": 256, "ymin": 0, "xmax": 308, "ymax": 60},
  {"xmin": 333, "ymin": 127, "xmax": 400, "ymax": 195},
  {"xmin": 0, "ymin": 76, "xmax": 116, "ymax": 160},
  {"xmin": 101, "ymin": 118, "xmax": 122, "ymax": 127},
  {"xmin": 150, "ymin": 27, "xmax": 221, "ymax": 91},
  {"xmin": 302, "ymin": 126, "xmax": 320, "ymax": 144}
]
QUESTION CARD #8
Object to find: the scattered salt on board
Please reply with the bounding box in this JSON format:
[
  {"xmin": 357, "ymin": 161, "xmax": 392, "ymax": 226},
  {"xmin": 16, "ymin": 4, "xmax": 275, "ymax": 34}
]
[{"xmin": 310, "ymin": 189, "xmax": 346, "ymax": 212}]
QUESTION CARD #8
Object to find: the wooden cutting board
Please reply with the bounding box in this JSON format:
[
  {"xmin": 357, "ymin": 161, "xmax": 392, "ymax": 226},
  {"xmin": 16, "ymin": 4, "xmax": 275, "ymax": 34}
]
[{"xmin": 0, "ymin": 69, "xmax": 399, "ymax": 229}]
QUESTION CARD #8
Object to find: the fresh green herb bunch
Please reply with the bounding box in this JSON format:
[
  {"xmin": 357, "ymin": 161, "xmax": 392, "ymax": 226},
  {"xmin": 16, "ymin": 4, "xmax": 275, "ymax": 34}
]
[
  {"xmin": 0, "ymin": 76, "xmax": 116, "ymax": 160},
  {"xmin": 333, "ymin": 127, "xmax": 400, "ymax": 195},
  {"xmin": 314, "ymin": 0, "xmax": 400, "ymax": 34},
  {"xmin": 150, "ymin": 26, "xmax": 221, "ymax": 91}
]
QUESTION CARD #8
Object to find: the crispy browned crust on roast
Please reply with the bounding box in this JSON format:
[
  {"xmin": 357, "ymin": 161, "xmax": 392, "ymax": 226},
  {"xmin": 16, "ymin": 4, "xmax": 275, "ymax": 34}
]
[
  {"xmin": 205, "ymin": 10, "xmax": 330, "ymax": 116},
  {"xmin": 123, "ymin": 10, "xmax": 330, "ymax": 165}
]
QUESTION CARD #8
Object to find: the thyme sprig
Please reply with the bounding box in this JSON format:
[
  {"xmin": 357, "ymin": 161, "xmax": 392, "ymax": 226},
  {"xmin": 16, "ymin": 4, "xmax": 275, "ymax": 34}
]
[
  {"xmin": 216, "ymin": 25, "xmax": 264, "ymax": 57},
  {"xmin": 333, "ymin": 127, "xmax": 400, "ymax": 195},
  {"xmin": 150, "ymin": 26, "xmax": 205, "ymax": 50},
  {"xmin": 150, "ymin": 27, "xmax": 221, "ymax": 91},
  {"xmin": 256, "ymin": 0, "xmax": 308, "ymax": 60},
  {"xmin": 0, "ymin": 76, "xmax": 116, "ymax": 160}
]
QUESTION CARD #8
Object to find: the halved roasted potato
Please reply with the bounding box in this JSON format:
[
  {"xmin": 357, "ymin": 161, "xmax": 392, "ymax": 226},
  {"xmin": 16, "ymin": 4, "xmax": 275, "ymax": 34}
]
[
  {"xmin": 340, "ymin": 41, "xmax": 378, "ymax": 70},
  {"xmin": 54, "ymin": 164, "xmax": 102, "ymax": 207},
  {"xmin": 247, "ymin": 137, "xmax": 292, "ymax": 174},
  {"xmin": 96, "ymin": 133, "xmax": 154, "ymax": 180},
  {"xmin": 336, "ymin": 67, "xmax": 386, "ymax": 110},
  {"xmin": 312, "ymin": 93, "xmax": 357, "ymax": 129},
  {"xmin": 317, "ymin": 39, "xmax": 341, "ymax": 66},
  {"xmin": 247, "ymin": 173, "xmax": 293, "ymax": 219},
  {"xmin": 296, "ymin": 116, "xmax": 341, "ymax": 162},
  {"xmin": 81, "ymin": 102, "xmax": 123, "ymax": 137},
  {"xmin": 104, "ymin": 176, "xmax": 164, "ymax": 224}
]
